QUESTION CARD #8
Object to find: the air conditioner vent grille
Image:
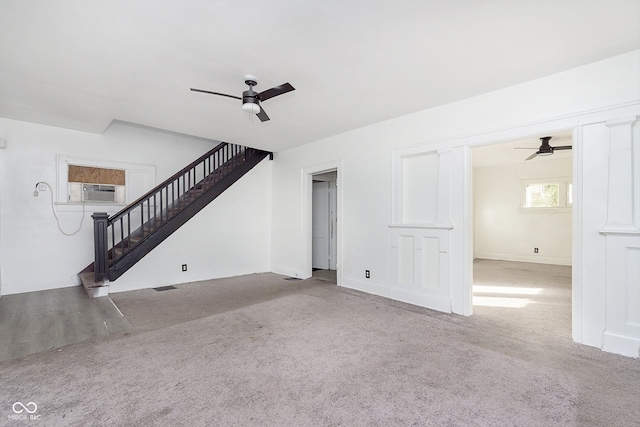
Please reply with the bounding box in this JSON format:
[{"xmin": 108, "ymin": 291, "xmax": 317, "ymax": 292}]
[{"xmin": 82, "ymin": 184, "xmax": 117, "ymax": 202}]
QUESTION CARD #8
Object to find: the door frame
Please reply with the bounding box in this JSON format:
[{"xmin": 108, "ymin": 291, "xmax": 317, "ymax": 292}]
[
  {"xmin": 459, "ymin": 121, "xmax": 581, "ymax": 335},
  {"xmin": 302, "ymin": 161, "xmax": 343, "ymax": 284},
  {"xmin": 468, "ymin": 131, "xmax": 575, "ymax": 321}
]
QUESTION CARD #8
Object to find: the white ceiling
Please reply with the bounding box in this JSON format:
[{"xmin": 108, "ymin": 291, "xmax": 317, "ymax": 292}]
[{"xmin": 0, "ymin": 1, "xmax": 638, "ymax": 152}]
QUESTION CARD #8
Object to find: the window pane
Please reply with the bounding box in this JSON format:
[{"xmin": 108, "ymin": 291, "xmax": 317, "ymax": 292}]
[
  {"xmin": 567, "ymin": 183, "xmax": 573, "ymax": 205},
  {"xmin": 525, "ymin": 184, "xmax": 559, "ymax": 207}
]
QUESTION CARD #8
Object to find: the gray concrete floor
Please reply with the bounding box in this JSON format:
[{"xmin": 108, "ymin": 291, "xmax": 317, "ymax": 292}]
[{"xmin": 0, "ymin": 286, "xmax": 130, "ymax": 362}]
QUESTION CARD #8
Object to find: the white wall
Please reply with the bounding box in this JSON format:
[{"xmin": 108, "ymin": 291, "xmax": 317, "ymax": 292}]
[
  {"xmin": 0, "ymin": 119, "xmax": 271, "ymax": 295},
  {"xmin": 270, "ymin": 50, "xmax": 640, "ymax": 356},
  {"xmin": 0, "ymin": 123, "xmax": 5, "ymax": 295},
  {"xmin": 109, "ymin": 157, "xmax": 272, "ymax": 293},
  {"xmin": 474, "ymin": 157, "xmax": 573, "ymax": 265}
]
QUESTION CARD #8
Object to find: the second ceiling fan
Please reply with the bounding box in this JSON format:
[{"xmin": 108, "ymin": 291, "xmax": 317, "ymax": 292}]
[
  {"xmin": 518, "ymin": 136, "xmax": 572, "ymax": 161},
  {"xmin": 191, "ymin": 75, "xmax": 295, "ymax": 122}
]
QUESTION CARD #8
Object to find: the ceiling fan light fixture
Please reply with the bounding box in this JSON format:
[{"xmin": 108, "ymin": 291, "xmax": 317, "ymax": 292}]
[{"xmin": 242, "ymin": 101, "xmax": 260, "ymax": 114}]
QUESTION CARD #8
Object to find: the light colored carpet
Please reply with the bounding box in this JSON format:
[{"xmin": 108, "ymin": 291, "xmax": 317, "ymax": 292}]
[
  {"xmin": 1, "ymin": 267, "xmax": 638, "ymax": 426},
  {"xmin": 473, "ymin": 258, "xmax": 572, "ymax": 338}
]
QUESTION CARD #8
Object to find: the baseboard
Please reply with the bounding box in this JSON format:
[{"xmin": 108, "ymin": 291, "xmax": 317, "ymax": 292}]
[
  {"xmin": 271, "ymin": 264, "xmax": 305, "ymax": 279},
  {"xmin": 389, "ymin": 287, "xmax": 452, "ymax": 313},
  {"xmin": 340, "ymin": 277, "xmax": 452, "ymax": 313},
  {"xmin": 474, "ymin": 252, "xmax": 572, "ymax": 266},
  {"xmin": 340, "ymin": 276, "xmax": 390, "ymax": 299},
  {"xmin": 0, "ymin": 281, "xmax": 78, "ymax": 296},
  {"xmin": 603, "ymin": 330, "xmax": 640, "ymax": 358},
  {"xmin": 109, "ymin": 266, "xmax": 270, "ymax": 293}
]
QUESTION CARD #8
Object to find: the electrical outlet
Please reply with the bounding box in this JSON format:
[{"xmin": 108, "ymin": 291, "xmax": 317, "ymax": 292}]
[
  {"xmin": 365, "ymin": 270, "xmax": 370, "ymax": 279},
  {"xmin": 534, "ymin": 248, "xmax": 539, "ymax": 254},
  {"xmin": 182, "ymin": 264, "xmax": 187, "ymax": 272}
]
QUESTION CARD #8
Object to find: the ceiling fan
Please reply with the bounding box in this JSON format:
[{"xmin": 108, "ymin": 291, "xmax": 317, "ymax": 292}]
[
  {"xmin": 517, "ymin": 136, "xmax": 572, "ymax": 161},
  {"xmin": 190, "ymin": 75, "xmax": 295, "ymax": 122}
]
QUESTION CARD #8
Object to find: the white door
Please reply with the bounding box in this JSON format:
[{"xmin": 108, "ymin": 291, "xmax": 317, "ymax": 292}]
[
  {"xmin": 312, "ymin": 181, "xmax": 330, "ymax": 269},
  {"xmin": 328, "ymin": 179, "xmax": 337, "ymax": 270}
]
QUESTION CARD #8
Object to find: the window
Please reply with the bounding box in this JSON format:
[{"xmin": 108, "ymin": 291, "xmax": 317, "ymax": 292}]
[
  {"xmin": 56, "ymin": 155, "xmax": 155, "ymax": 208},
  {"xmin": 522, "ymin": 177, "xmax": 572, "ymax": 211},
  {"xmin": 525, "ymin": 183, "xmax": 559, "ymax": 208},
  {"xmin": 68, "ymin": 165, "xmax": 126, "ymax": 203}
]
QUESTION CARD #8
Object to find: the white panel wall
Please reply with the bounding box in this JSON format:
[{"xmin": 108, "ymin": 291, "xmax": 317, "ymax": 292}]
[
  {"xmin": 390, "ymin": 227, "xmax": 451, "ymax": 312},
  {"xmin": 0, "ymin": 119, "xmax": 271, "ymax": 295},
  {"xmin": 599, "ymin": 118, "xmax": 640, "ymax": 357},
  {"xmin": 271, "ymin": 50, "xmax": 640, "ymax": 356},
  {"xmin": 402, "ymin": 153, "xmax": 439, "ymax": 224},
  {"xmin": 387, "ymin": 147, "xmax": 454, "ymax": 312},
  {"xmin": 474, "ymin": 157, "xmax": 573, "ymax": 265}
]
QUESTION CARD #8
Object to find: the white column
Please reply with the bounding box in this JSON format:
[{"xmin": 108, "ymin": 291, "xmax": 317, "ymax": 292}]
[
  {"xmin": 436, "ymin": 149, "xmax": 452, "ymax": 227},
  {"xmin": 600, "ymin": 116, "xmax": 640, "ymax": 357},
  {"xmin": 449, "ymin": 145, "xmax": 472, "ymax": 316}
]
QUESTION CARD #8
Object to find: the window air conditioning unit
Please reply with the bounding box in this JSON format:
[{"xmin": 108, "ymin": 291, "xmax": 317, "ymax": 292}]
[{"xmin": 82, "ymin": 184, "xmax": 117, "ymax": 203}]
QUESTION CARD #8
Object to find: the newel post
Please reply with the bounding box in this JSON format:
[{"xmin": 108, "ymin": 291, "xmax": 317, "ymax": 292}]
[{"xmin": 92, "ymin": 212, "xmax": 109, "ymax": 283}]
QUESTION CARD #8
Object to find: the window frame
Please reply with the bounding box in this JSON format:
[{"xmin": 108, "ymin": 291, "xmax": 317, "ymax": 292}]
[
  {"xmin": 521, "ymin": 176, "xmax": 572, "ymax": 213},
  {"xmin": 55, "ymin": 154, "xmax": 156, "ymax": 210}
]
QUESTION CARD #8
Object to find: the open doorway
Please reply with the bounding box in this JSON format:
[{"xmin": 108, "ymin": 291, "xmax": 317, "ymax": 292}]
[
  {"xmin": 312, "ymin": 171, "xmax": 337, "ymax": 283},
  {"xmin": 471, "ymin": 132, "xmax": 573, "ymax": 338}
]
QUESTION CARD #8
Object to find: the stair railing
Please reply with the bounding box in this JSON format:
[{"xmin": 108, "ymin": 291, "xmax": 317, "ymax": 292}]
[{"xmin": 92, "ymin": 142, "xmax": 251, "ymax": 282}]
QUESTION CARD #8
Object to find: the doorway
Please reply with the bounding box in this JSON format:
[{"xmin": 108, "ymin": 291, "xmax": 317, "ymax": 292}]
[
  {"xmin": 312, "ymin": 171, "xmax": 337, "ymax": 283},
  {"xmin": 471, "ymin": 132, "xmax": 574, "ymax": 338}
]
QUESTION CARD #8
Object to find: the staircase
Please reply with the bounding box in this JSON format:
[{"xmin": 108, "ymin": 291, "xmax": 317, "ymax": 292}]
[{"xmin": 79, "ymin": 143, "xmax": 270, "ymax": 297}]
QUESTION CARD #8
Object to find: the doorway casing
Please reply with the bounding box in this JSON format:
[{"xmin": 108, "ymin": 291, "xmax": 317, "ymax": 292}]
[
  {"xmin": 386, "ymin": 102, "xmax": 638, "ymax": 355},
  {"xmin": 302, "ymin": 161, "xmax": 343, "ymax": 284},
  {"xmin": 458, "ymin": 103, "xmax": 639, "ymax": 352},
  {"xmin": 460, "ymin": 125, "xmax": 579, "ymax": 328}
]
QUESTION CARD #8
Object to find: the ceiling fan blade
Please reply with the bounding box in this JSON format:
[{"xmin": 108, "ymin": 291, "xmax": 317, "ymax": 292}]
[
  {"xmin": 514, "ymin": 147, "xmax": 538, "ymax": 150},
  {"xmin": 525, "ymin": 152, "xmax": 539, "ymax": 161},
  {"xmin": 553, "ymin": 146, "xmax": 572, "ymax": 150},
  {"xmin": 258, "ymin": 83, "xmax": 295, "ymax": 102},
  {"xmin": 190, "ymin": 88, "xmax": 242, "ymax": 100},
  {"xmin": 256, "ymin": 106, "xmax": 270, "ymax": 122}
]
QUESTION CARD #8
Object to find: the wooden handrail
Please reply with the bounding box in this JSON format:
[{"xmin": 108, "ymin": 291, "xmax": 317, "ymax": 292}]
[
  {"xmin": 109, "ymin": 142, "xmax": 227, "ymax": 222},
  {"xmin": 91, "ymin": 144, "xmax": 269, "ymax": 283}
]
